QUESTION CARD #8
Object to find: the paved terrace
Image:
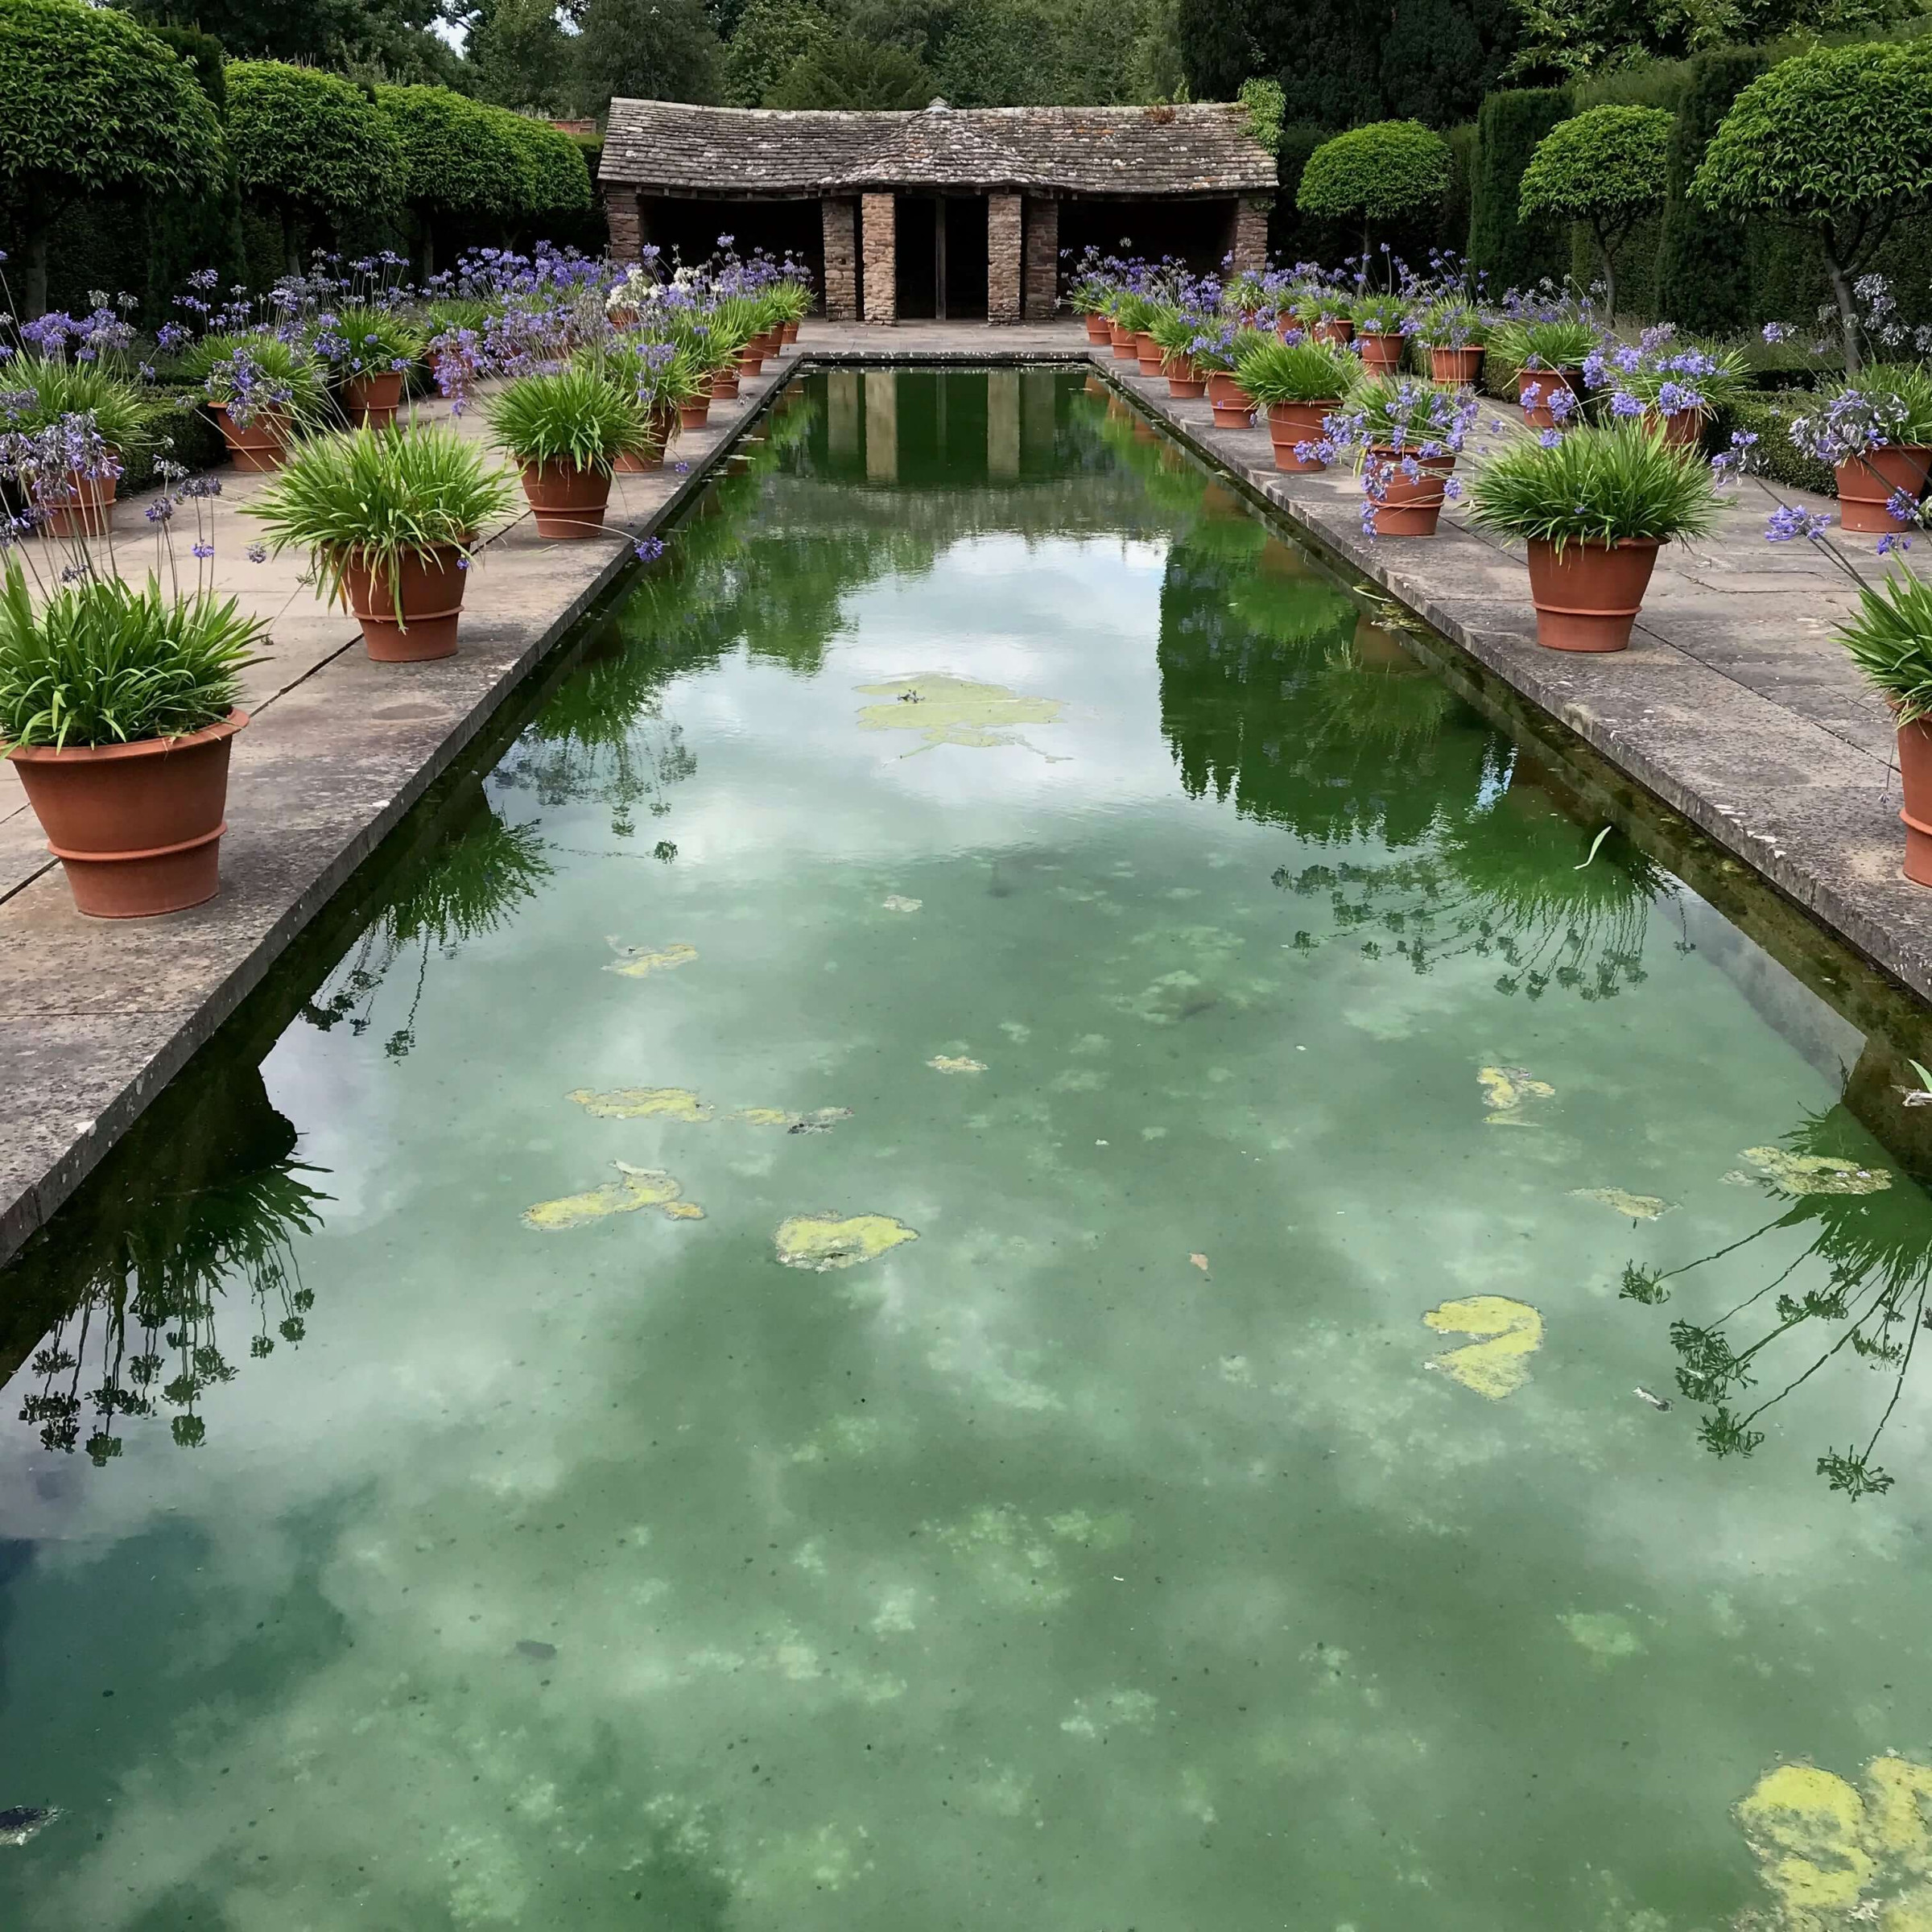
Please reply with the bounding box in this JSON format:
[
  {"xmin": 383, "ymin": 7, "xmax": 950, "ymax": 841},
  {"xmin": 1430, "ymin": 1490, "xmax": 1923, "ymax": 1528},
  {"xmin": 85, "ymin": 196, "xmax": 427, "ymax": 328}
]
[{"xmin": 0, "ymin": 317, "xmax": 1925, "ymax": 1265}]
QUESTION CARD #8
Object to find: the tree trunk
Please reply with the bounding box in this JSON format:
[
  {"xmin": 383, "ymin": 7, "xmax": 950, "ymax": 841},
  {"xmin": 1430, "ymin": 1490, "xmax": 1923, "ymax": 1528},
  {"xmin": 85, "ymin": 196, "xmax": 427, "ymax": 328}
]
[
  {"xmin": 1823, "ymin": 239, "xmax": 1861, "ymax": 375},
  {"xmin": 23, "ymin": 222, "xmax": 48, "ymax": 321},
  {"xmin": 1593, "ymin": 219, "xmax": 1616, "ymax": 327}
]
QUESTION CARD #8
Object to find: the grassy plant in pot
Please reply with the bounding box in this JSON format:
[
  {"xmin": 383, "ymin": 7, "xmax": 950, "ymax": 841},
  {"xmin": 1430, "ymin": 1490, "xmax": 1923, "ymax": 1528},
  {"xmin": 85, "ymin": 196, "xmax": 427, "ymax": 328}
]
[
  {"xmin": 6, "ymin": 357, "xmax": 166, "ymax": 535},
  {"xmin": 1351, "ymin": 293, "xmax": 1411, "ymax": 376},
  {"xmin": 1147, "ymin": 306, "xmax": 1209, "ymax": 397},
  {"xmin": 1331, "ymin": 375, "xmax": 1478, "ymax": 537},
  {"xmin": 1591, "ymin": 338, "xmax": 1751, "ymax": 448},
  {"xmin": 1491, "ymin": 318, "xmax": 1596, "ymax": 430},
  {"xmin": 1793, "ymin": 368, "xmax": 1932, "ymax": 535},
  {"xmin": 769, "ymin": 276, "xmax": 811, "ymax": 345},
  {"xmin": 487, "ymin": 365, "xmax": 649, "ymax": 539},
  {"xmin": 1236, "ymin": 338, "xmax": 1359, "ymax": 473},
  {"xmin": 1421, "ymin": 299, "xmax": 1488, "ymax": 384},
  {"xmin": 603, "ymin": 341, "xmax": 703, "ymax": 473},
  {"xmin": 184, "ymin": 333, "xmax": 330, "ymax": 470},
  {"xmin": 1467, "ymin": 420, "xmax": 1718, "ymax": 651},
  {"xmin": 0, "ymin": 420, "xmax": 266, "ymax": 916},
  {"xmin": 246, "ymin": 425, "xmax": 516, "ymax": 662},
  {"xmin": 1295, "ymin": 292, "xmax": 1354, "ymax": 346},
  {"xmin": 319, "ymin": 306, "xmax": 424, "ymax": 428},
  {"xmin": 1191, "ymin": 324, "xmax": 1272, "ymax": 427},
  {"xmin": 1834, "ymin": 566, "xmax": 1932, "ymax": 883}
]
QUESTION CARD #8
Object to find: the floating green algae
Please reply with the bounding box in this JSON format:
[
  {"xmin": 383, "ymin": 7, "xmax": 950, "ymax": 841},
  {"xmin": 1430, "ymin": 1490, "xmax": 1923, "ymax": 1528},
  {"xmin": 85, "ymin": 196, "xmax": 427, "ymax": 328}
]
[
  {"xmin": 1478, "ymin": 1063, "xmax": 1554, "ymax": 1127},
  {"xmin": 1422, "ymin": 1294, "xmax": 1543, "ymax": 1399},
  {"xmin": 1736, "ymin": 1753, "xmax": 1932, "ymax": 1926},
  {"xmin": 928, "ymin": 1055, "xmax": 987, "ymax": 1074},
  {"xmin": 1571, "ymin": 1187, "xmax": 1675, "ymax": 1221},
  {"xmin": 774, "ymin": 1212, "xmax": 919, "ymax": 1271},
  {"xmin": 567, "ymin": 1087, "xmax": 713, "ymax": 1122},
  {"xmin": 730, "ymin": 1106, "xmax": 854, "ymax": 1133},
  {"xmin": 881, "ymin": 894, "xmax": 922, "ymax": 912},
  {"xmin": 1561, "ymin": 1611, "xmax": 1645, "ymax": 1662},
  {"xmin": 522, "ymin": 1162, "xmax": 704, "ymax": 1231},
  {"xmin": 855, "ymin": 674, "xmax": 1066, "ymax": 758},
  {"xmin": 1740, "ymin": 1146, "xmax": 1893, "ymax": 1197},
  {"xmin": 604, "ymin": 938, "xmax": 698, "ymax": 979}
]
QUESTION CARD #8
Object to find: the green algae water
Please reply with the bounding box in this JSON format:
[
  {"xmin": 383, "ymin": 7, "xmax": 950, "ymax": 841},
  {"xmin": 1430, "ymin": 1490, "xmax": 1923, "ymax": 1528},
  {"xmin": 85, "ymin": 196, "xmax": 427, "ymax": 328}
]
[{"xmin": 10, "ymin": 369, "xmax": 1932, "ymax": 1930}]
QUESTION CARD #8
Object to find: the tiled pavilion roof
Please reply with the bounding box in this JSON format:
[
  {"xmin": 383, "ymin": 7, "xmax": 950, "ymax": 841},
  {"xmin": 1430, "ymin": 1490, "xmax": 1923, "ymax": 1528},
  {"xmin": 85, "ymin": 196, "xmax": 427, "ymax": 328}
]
[{"xmin": 599, "ymin": 99, "xmax": 1278, "ymax": 197}]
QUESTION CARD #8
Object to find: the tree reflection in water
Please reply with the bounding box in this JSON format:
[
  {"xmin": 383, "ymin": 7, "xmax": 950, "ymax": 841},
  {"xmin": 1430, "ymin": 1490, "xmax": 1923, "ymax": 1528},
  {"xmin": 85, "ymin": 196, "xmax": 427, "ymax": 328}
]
[
  {"xmin": 1620, "ymin": 1108, "xmax": 1932, "ymax": 1500},
  {"xmin": 7, "ymin": 1069, "xmax": 329, "ymax": 1459}
]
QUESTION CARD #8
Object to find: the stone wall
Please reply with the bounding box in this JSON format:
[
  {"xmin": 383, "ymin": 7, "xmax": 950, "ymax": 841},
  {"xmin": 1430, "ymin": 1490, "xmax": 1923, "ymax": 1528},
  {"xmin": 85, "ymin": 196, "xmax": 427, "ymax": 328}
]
[
  {"xmin": 861, "ymin": 194, "xmax": 896, "ymax": 324},
  {"xmin": 605, "ymin": 190, "xmax": 643, "ymax": 266},
  {"xmin": 1232, "ymin": 196, "xmax": 1272, "ymax": 275},
  {"xmin": 822, "ymin": 199, "xmax": 859, "ymax": 321},
  {"xmin": 989, "ymin": 192, "xmax": 1022, "ymax": 324},
  {"xmin": 1022, "ymin": 197, "xmax": 1059, "ymax": 320}
]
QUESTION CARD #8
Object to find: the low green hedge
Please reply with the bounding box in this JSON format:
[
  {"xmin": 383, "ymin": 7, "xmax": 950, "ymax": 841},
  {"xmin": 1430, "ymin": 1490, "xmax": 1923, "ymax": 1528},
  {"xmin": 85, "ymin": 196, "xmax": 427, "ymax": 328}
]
[
  {"xmin": 1711, "ymin": 390, "xmax": 1835, "ymax": 497},
  {"xmin": 120, "ymin": 389, "xmax": 226, "ymax": 493}
]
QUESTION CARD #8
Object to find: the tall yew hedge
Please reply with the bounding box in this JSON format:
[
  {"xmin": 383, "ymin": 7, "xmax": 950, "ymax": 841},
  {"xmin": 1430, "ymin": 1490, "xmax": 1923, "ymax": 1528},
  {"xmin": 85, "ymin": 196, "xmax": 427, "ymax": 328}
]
[
  {"xmin": 1468, "ymin": 86, "xmax": 1570, "ymax": 292},
  {"xmin": 1653, "ymin": 47, "xmax": 1767, "ymax": 334}
]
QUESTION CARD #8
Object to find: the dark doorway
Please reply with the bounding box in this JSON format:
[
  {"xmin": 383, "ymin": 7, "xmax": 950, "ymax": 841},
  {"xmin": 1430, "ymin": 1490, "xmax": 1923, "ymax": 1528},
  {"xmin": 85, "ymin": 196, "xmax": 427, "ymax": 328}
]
[
  {"xmin": 639, "ymin": 196, "xmax": 824, "ymax": 288},
  {"xmin": 1057, "ymin": 196, "xmax": 1237, "ymax": 281},
  {"xmin": 894, "ymin": 195, "xmax": 989, "ymax": 321}
]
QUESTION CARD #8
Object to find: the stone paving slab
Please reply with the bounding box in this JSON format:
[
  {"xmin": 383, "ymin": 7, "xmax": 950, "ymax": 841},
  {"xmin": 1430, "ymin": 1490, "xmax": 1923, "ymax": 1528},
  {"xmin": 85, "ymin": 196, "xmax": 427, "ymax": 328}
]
[{"xmin": 0, "ymin": 349, "xmax": 805, "ymax": 1264}]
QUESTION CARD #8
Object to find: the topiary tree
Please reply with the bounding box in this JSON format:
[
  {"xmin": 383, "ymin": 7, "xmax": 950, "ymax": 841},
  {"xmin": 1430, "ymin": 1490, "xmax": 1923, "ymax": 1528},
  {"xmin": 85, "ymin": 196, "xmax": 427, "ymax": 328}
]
[
  {"xmin": 492, "ymin": 106, "xmax": 592, "ymax": 233},
  {"xmin": 0, "ymin": 0, "xmax": 225, "ymax": 316},
  {"xmin": 1655, "ymin": 47, "xmax": 1767, "ymax": 336},
  {"xmin": 1468, "ymin": 85, "xmax": 1570, "ymax": 294},
  {"xmin": 1296, "ymin": 119, "xmax": 1451, "ymax": 266},
  {"xmin": 770, "ymin": 36, "xmax": 934, "ymax": 109},
  {"xmin": 1692, "ymin": 42, "xmax": 1932, "ymax": 373},
  {"xmin": 1518, "ymin": 104, "xmax": 1671, "ymax": 320},
  {"xmin": 376, "ymin": 84, "xmax": 522, "ymax": 273},
  {"xmin": 225, "ymin": 60, "xmax": 405, "ymax": 274}
]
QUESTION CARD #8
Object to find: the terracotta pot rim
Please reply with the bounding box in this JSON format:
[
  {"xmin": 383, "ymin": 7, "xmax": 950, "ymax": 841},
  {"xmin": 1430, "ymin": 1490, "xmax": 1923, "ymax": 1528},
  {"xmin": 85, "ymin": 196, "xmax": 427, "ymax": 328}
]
[
  {"xmin": 1527, "ymin": 535, "xmax": 1663, "ymax": 553},
  {"xmin": 8, "ymin": 708, "xmax": 248, "ymax": 766}
]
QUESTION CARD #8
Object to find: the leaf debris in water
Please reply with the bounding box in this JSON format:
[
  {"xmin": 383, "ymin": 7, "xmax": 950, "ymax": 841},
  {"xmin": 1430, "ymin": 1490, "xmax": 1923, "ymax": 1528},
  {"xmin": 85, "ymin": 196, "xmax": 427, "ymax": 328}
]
[
  {"xmin": 0, "ymin": 1805, "xmax": 59, "ymax": 1847},
  {"xmin": 729, "ymin": 1106, "xmax": 855, "ymax": 1133},
  {"xmin": 774, "ymin": 1212, "xmax": 919, "ymax": 1271},
  {"xmin": 1189, "ymin": 1253, "xmax": 1210, "ymax": 1272},
  {"xmin": 523, "ymin": 1162, "xmax": 704, "ymax": 1231},
  {"xmin": 1477, "ymin": 1063, "xmax": 1554, "ymax": 1126},
  {"xmin": 1739, "ymin": 1146, "xmax": 1892, "ymax": 1196},
  {"xmin": 1635, "ymin": 1386, "xmax": 1672, "ymax": 1411},
  {"xmin": 1571, "ymin": 1187, "xmax": 1675, "ymax": 1221},
  {"xmin": 929, "ymin": 1055, "xmax": 987, "ymax": 1074},
  {"xmin": 604, "ymin": 938, "xmax": 698, "ymax": 979},
  {"xmin": 856, "ymin": 674, "xmax": 1067, "ymax": 759},
  {"xmin": 1422, "ymin": 1294, "xmax": 1543, "ymax": 1399},
  {"xmin": 568, "ymin": 1087, "xmax": 713, "ymax": 1122},
  {"xmin": 881, "ymin": 894, "xmax": 923, "ymax": 912}
]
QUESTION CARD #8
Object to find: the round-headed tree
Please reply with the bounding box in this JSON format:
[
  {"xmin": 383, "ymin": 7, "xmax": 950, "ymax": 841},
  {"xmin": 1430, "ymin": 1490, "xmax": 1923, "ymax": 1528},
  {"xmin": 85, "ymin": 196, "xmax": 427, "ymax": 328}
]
[
  {"xmin": 1518, "ymin": 104, "xmax": 1672, "ymax": 320},
  {"xmin": 0, "ymin": 0, "xmax": 225, "ymax": 316},
  {"xmin": 375, "ymin": 84, "xmax": 523, "ymax": 272},
  {"xmin": 1296, "ymin": 119, "xmax": 1452, "ymax": 268},
  {"xmin": 225, "ymin": 59, "xmax": 405, "ymax": 273},
  {"xmin": 490, "ymin": 108, "xmax": 593, "ymax": 237},
  {"xmin": 1692, "ymin": 41, "xmax": 1932, "ymax": 372}
]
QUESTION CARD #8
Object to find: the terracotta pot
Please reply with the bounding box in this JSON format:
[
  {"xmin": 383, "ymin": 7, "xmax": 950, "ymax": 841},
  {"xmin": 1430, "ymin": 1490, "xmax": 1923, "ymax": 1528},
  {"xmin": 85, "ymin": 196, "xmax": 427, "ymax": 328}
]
[
  {"xmin": 1364, "ymin": 447, "xmax": 1453, "ymax": 537},
  {"xmin": 1897, "ymin": 716, "xmax": 1932, "ymax": 886},
  {"xmin": 1655, "ymin": 407, "xmax": 1705, "ymax": 448},
  {"xmin": 1135, "ymin": 332, "xmax": 1165, "ymax": 375},
  {"xmin": 1836, "ymin": 445, "xmax": 1932, "ymax": 535},
  {"xmin": 212, "ymin": 403, "xmax": 289, "ymax": 473},
  {"xmin": 1311, "ymin": 317, "xmax": 1355, "ymax": 346},
  {"xmin": 1165, "ymin": 357, "xmax": 1206, "ymax": 399},
  {"xmin": 1109, "ymin": 322, "xmax": 1138, "ymax": 361},
  {"xmin": 1525, "ymin": 536, "xmax": 1660, "ymax": 652},
  {"xmin": 737, "ymin": 345, "xmax": 766, "ymax": 377},
  {"xmin": 9, "ymin": 710, "xmax": 246, "ymax": 918},
  {"xmin": 1206, "ymin": 371, "xmax": 1255, "ymax": 428},
  {"xmin": 679, "ymin": 395, "xmax": 711, "ymax": 431},
  {"xmin": 1516, "ymin": 366, "xmax": 1579, "ymax": 431},
  {"xmin": 1267, "ymin": 399, "xmax": 1337, "ymax": 473},
  {"xmin": 782, "ymin": 320, "xmax": 799, "ymax": 345},
  {"xmin": 1084, "ymin": 312, "xmax": 1111, "ymax": 344},
  {"xmin": 344, "ymin": 369, "xmax": 405, "ymax": 429},
  {"xmin": 338, "ymin": 543, "xmax": 469, "ymax": 661},
  {"xmin": 518, "ymin": 460, "xmax": 613, "ymax": 539},
  {"xmin": 607, "ymin": 305, "xmax": 639, "ymax": 329},
  {"xmin": 710, "ymin": 365, "xmax": 741, "ymax": 400},
  {"xmin": 37, "ymin": 462, "xmax": 118, "ymax": 538},
  {"xmin": 1431, "ymin": 345, "xmax": 1485, "ymax": 385},
  {"xmin": 1357, "ymin": 331, "xmax": 1406, "ymax": 375}
]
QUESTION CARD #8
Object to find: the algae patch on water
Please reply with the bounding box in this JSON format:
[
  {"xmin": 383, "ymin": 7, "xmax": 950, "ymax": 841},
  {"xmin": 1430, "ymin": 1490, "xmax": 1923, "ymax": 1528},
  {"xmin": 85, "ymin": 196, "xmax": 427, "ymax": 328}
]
[
  {"xmin": 1571, "ymin": 1187, "xmax": 1675, "ymax": 1221},
  {"xmin": 881, "ymin": 894, "xmax": 922, "ymax": 912},
  {"xmin": 856, "ymin": 674, "xmax": 1066, "ymax": 758},
  {"xmin": 522, "ymin": 1162, "xmax": 704, "ymax": 1231},
  {"xmin": 604, "ymin": 938, "xmax": 698, "ymax": 979},
  {"xmin": 1736, "ymin": 1753, "xmax": 1932, "ymax": 1926},
  {"xmin": 928, "ymin": 1055, "xmax": 987, "ymax": 1074},
  {"xmin": 1478, "ymin": 1063, "xmax": 1554, "ymax": 1126},
  {"xmin": 1422, "ymin": 1294, "xmax": 1543, "ymax": 1398},
  {"xmin": 774, "ymin": 1212, "xmax": 919, "ymax": 1271},
  {"xmin": 731, "ymin": 1106, "xmax": 855, "ymax": 1133},
  {"xmin": 568, "ymin": 1087, "xmax": 713, "ymax": 1122},
  {"xmin": 1739, "ymin": 1146, "xmax": 1893, "ymax": 1197}
]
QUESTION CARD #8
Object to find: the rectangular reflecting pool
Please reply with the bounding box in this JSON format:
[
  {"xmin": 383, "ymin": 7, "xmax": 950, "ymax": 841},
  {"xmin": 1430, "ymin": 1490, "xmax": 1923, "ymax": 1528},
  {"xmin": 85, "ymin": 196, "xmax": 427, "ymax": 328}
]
[{"xmin": 9, "ymin": 369, "xmax": 1932, "ymax": 1930}]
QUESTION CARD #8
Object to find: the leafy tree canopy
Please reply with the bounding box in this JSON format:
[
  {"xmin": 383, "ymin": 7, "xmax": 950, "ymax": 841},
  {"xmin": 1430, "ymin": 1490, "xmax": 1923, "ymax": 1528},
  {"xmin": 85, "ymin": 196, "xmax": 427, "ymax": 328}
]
[
  {"xmin": 724, "ymin": 0, "xmax": 838, "ymax": 105},
  {"xmin": 225, "ymin": 58, "xmax": 406, "ymax": 213},
  {"xmin": 573, "ymin": 0, "xmax": 721, "ymax": 116},
  {"xmin": 466, "ymin": 0, "xmax": 572, "ymax": 113},
  {"xmin": 1518, "ymin": 103, "xmax": 1670, "ymax": 224},
  {"xmin": 376, "ymin": 81, "xmax": 522, "ymax": 214},
  {"xmin": 768, "ymin": 31, "xmax": 931, "ymax": 105},
  {"xmin": 1297, "ymin": 118, "xmax": 1451, "ymax": 221},
  {"xmin": 124, "ymin": 0, "xmax": 460, "ymax": 77}
]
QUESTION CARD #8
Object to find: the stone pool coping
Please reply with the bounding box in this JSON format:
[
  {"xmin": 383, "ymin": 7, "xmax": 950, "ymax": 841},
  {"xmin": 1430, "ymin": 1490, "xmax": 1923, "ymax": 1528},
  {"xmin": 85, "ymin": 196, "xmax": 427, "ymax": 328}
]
[{"xmin": 2, "ymin": 318, "xmax": 1929, "ymax": 1268}]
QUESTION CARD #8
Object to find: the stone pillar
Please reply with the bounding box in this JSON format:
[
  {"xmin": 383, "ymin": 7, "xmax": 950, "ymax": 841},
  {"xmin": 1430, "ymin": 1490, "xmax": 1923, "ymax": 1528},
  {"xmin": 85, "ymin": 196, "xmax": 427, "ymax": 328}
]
[
  {"xmin": 988, "ymin": 192, "xmax": 1023, "ymax": 324},
  {"xmin": 864, "ymin": 370, "xmax": 897, "ymax": 482},
  {"xmin": 605, "ymin": 188, "xmax": 644, "ymax": 266},
  {"xmin": 1022, "ymin": 196, "xmax": 1059, "ymax": 320},
  {"xmin": 987, "ymin": 369, "xmax": 1020, "ymax": 477},
  {"xmin": 1230, "ymin": 196, "xmax": 1272, "ymax": 276},
  {"xmin": 861, "ymin": 193, "xmax": 896, "ymax": 324},
  {"xmin": 828, "ymin": 370, "xmax": 860, "ymax": 463},
  {"xmin": 1022, "ymin": 369, "xmax": 1056, "ymax": 465},
  {"xmin": 821, "ymin": 198, "xmax": 859, "ymax": 321}
]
